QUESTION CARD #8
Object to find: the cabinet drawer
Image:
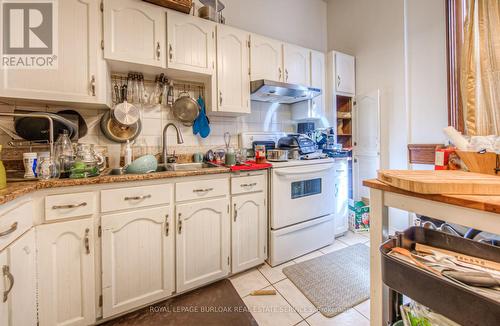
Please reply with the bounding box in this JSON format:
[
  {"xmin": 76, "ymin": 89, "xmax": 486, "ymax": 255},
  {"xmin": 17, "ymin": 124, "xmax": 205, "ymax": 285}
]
[
  {"xmin": 176, "ymin": 178, "xmax": 229, "ymax": 202},
  {"xmin": 231, "ymin": 174, "xmax": 266, "ymax": 195},
  {"xmin": 0, "ymin": 202, "xmax": 33, "ymax": 251},
  {"xmin": 45, "ymin": 192, "xmax": 96, "ymax": 221},
  {"xmin": 101, "ymin": 184, "xmax": 172, "ymax": 213}
]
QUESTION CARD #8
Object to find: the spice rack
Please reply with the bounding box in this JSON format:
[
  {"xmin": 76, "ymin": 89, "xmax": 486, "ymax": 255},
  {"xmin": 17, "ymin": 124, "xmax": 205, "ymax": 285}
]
[{"xmin": 336, "ymin": 95, "xmax": 352, "ymax": 148}]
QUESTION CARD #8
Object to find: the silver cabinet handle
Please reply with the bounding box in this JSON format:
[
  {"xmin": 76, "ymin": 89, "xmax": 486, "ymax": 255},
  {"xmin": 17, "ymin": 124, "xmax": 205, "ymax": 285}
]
[
  {"xmin": 233, "ymin": 203, "xmax": 237, "ymax": 222},
  {"xmin": 219, "ymin": 91, "xmax": 222, "ymax": 106},
  {"xmin": 124, "ymin": 194, "xmax": 151, "ymax": 201},
  {"xmin": 193, "ymin": 188, "xmax": 214, "ymax": 193},
  {"xmin": 2, "ymin": 265, "xmax": 14, "ymax": 303},
  {"xmin": 336, "ymin": 170, "xmax": 345, "ymax": 173},
  {"xmin": 168, "ymin": 44, "xmax": 173, "ymax": 61},
  {"xmin": 178, "ymin": 213, "xmax": 182, "ymax": 234},
  {"xmin": 156, "ymin": 42, "xmax": 161, "ymax": 60},
  {"xmin": 278, "ymin": 67, "xmax": 282, "ymax": 80},
  {"xmin": 165, "ymin": 214, "xmax": 169, "ymax": 236},
  {"xmin": 90, "ymin": 75, "xmax": 96, "ymax": 96},
  {"xmin": 84, "ymin": 228, "xmax": 90, "ymax": 255},
  {"xmin": 334, "ymin": 184, "xmax": 339, "ymax": 197},
  {"xmin": 52, "ymin": 202, "xmax": 87, "ymax": 210},
  {"xmin": 240, "ymin": 182, "xmax": 257, "ymax": 187},
  {"xmin": 0, "ymin": 222, "xmax": 17, "ymax": 237},
  {"xmin": 285, "ymin": 69, "xmax": 289, "ymax": 82},
  {"xmin": 337, "ymin": 75, "xmax": 341, "ymax": 87}
]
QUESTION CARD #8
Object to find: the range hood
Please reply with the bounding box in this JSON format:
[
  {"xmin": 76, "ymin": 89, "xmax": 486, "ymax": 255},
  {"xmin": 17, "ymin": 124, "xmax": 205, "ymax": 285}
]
[{"xmin": 250, "ymin": 80, "xmax": 321, "ymax": 104}]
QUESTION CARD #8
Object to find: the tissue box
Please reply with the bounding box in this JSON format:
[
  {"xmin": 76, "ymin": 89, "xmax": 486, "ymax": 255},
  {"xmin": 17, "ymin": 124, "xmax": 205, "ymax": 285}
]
[{"xmin": 349, "ymin": 200, "xmax": 370, "ymax": 233}]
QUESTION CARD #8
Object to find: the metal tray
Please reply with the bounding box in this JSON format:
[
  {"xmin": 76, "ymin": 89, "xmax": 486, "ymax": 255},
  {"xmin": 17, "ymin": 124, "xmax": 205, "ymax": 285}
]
[{"xmin": 380, "ymin": 226, "xmax": 500, "ymax": 326}]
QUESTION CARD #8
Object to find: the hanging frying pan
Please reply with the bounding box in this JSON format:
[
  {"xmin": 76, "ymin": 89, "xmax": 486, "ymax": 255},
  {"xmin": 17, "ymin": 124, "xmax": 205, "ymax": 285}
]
[{"xmin": 100, "ymin": 110, "xmax": 142, "ymax": 143}]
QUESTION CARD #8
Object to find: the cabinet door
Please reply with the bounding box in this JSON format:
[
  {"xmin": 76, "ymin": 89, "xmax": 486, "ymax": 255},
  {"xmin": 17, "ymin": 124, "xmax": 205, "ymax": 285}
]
[
  {"xmin": 101, "ymin": 206, "xmax": 174, "ymax": 318},
  {"xmin": 0, "ymin": 0, "xmax": 105, "ymax": 104},
  {"xmin": 283, "ymin": 44, "xmax": 310, "ymax": 85},
  {"xmin": 176, "ymin": 198, "xmax": 230, "ymax": 292},
  {"xmin": 334, "ymin": 162, "xmax": 349, "ymax": 236},
  {"xmin": 217, "ymin": 25, "xmax": 250, "ymax": 114},
  {"xmin": 37, "ymin": 219, "xmax": 96, "ymax": 326},
  {"xmin": 310, "ymin": 50, "xmax": 326, "ymax": 119},
  {"xmin": 0, "ymin": 230, "xmax": 37, "ymax": 326},
  {"xmin": 232, "ymin": 193, "xmax": 267, "ymax": 273},
  {"xmin": 167, "ymin": 10, "xmax": 216, "ymax": 74},
  {"xmin": 250, "ymin": 34, "xmax": 283, "ymax": 81},
  {"xmin": 104, "ymin": 0, "xmax": 165, "ymax": 67},
  {"xmin": 335, "ymin": 52, "xmax": 355, "ymax": 95}
]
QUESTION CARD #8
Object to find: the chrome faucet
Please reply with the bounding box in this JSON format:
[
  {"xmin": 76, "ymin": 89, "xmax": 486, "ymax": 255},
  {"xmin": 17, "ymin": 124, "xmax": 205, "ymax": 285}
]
[{"xmin": 162, "ymin": 123, "xmax": 184, "ymax": 164}]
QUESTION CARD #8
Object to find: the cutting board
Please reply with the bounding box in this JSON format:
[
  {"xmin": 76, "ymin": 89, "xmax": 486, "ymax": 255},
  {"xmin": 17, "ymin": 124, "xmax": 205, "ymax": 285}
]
[{"xmin": 377, "ymin": 170, "xmax": 500, "ymax": 195}]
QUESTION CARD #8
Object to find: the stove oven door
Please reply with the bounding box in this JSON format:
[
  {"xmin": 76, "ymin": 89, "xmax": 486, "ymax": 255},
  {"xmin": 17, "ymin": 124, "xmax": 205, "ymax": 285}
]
[{"xmin": 271, "ymin": 162, "xmax": 335, "ymax": 229}]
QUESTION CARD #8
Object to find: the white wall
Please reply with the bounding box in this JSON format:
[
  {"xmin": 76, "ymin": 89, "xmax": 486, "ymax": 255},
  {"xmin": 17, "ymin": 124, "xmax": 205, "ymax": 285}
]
[{"xmin": 195, "ymin": 0, "xmax": 328, "ymax": 51}]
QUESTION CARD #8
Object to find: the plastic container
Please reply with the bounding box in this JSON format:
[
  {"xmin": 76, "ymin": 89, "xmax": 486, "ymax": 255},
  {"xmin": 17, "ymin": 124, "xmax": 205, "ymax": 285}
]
[{"xmin": 380, "ymin": 227, "xmax": 500, "ymax": 326}]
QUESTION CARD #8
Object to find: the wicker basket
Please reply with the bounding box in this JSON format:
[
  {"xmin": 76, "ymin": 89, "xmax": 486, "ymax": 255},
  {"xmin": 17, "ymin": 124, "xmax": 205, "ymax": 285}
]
[
  {"xmin": 455, "ymin": 150, "xmax": 500, "ymax": 175},
  {"xmin": 143, "ymin": 0, "xmax": 192, "ymax": 14}
]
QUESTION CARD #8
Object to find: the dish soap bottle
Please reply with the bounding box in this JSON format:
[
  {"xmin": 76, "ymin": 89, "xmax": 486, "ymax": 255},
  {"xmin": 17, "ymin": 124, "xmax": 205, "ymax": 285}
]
[
  {"xmin": 124, "ymin": 140, "xmax": 133, "ymax": 166},
  {"xmin": 0, "ymin": 145, "xmax": 6, "ymax": 189}
]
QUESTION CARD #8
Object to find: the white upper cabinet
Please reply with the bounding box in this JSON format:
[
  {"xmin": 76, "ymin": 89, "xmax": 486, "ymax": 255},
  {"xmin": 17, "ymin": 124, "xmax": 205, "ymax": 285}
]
[
  {"xmin": 167, "ymin": 10, "xmax": 216, "ymax": 74},
  {"xmin": 176, "ymin": 198, "xmax": 230, "ymax": 293},
  {"xmin": 216, "ymin": 25, "xmax": 250, "ymax": 114},
  {"xmin": 101, "ymin": 206, "xmax": 174, "ymax": 318},
  {"xmin": 104, "ymin": 0, "xmax": 166, "ymax": 68},
  {"xmin": 335, "ymin": 52, "xmax": 355, "ymax": 95},
  {"xmin": 250, "ymin": 34, "xmax": 283, "ymax": 81},
  {"xmin": 231, "ymin": 192, "xmax": 267, "ymax": 273},
  {"xmin": 283, "ymin": 43, "xmax": 310, "ymax": 85},
  {"xmin": 310, "ymin": 50, "xmax": 326, "ymax": 117},
  {"xmin": 0, "ymin": 229, "xmax": 37, "ymax": 326},
  {"xmin": 37, "ymin": 218, "xmax": 96, "ymax": 326},
  {"xmin": 0, "ymin": 0, "xmax": 106, "ymax": 105}
]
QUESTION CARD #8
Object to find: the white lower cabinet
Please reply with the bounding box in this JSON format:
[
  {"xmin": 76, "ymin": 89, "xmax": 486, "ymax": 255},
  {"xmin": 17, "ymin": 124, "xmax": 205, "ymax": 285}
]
[
  {"xmin": 101, "ymin": 206, "xmax": 174, "ymax": 318},
  {"xmin": 334, "ymin": 160, "xmax": 349, "ymax": 236},
  {"xmin": 231, "ymin": 192, "xmax": 267, "ymax": 273},
  {"xmin": 176, "ymin": 198, "xmax": 230, "ymax": 292},
  {"xmin": 0, "ymin": 229, "xmax": 37, "ymax": 326},
  {"xmin": 37, "ymin": 219, "xmax": 96, "ymax": 326}
]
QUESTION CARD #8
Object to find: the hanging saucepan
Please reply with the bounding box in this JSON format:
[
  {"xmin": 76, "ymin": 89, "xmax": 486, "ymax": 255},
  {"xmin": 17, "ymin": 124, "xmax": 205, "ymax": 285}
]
[
  {"xmin": 100, "ymin": 110, "xmax": 142, "ymax": 143},
  {"xmin": 173, "ymin": 91, "xmax": 200, "ymax": 127}
]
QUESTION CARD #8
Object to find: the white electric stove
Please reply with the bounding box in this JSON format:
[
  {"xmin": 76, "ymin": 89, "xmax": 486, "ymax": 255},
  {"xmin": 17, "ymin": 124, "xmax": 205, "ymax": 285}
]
[{"xmin": 239, "ymin": 132, "xmax": 336, "ymax": 266}]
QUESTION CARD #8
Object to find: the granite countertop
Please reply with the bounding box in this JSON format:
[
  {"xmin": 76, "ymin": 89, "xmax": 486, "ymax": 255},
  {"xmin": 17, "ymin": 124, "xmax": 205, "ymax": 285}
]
[{"xmin": 0, "ymin": 166, "xmax": 230, "ymax": 206}]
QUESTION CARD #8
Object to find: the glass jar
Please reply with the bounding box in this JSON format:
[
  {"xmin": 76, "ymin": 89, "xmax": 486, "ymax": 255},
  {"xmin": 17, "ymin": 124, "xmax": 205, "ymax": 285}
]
[
  {"xmin": 255, "ymin": 145, "xmax": 266, "ymax": 164},
  {"xmin": 54, "ymin": 130, "xmax": 74, "ymax": 178},
  {"xmin": 70, "ymin": 144, "xmax": 100, "ymax": 179},
  {"xmin": 36, "ymin": 153, "xmax": 58, "ymax": 180}
]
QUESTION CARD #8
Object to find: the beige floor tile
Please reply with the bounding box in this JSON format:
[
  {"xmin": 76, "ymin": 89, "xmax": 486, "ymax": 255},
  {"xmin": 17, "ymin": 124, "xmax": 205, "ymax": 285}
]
[
  {"xmin": 243, "ymin": 286, "xmax": 303, "ymax": 326},
  {"xmin": 306, "ymin": 308, "xmax": 369, "ymax": 326},
  {"xmin": 230, "ymin": 268, "xmax": 270, "ymax": 297},
  {"xmin": 320, "ymin": 241, "xmax": 348, "ymax": 254},
  {"xmin": 258, "ymin": 261, "xmax": 296, "ymax": 284},
  {"xmin": 293, "ymin": 250, "xmax": 324, "ymax": 263},
  {"xmin": 354, "ymin": 299, "xmax": 370, "ymax": 319},
  {"xmin": 274, "ymin": 279, "xmax": 318, "ymax": 319},
  {"xmin": 295, "ymin": 320, "xmax": 310, "ymax": 326},
  {"xmin": 337, "ymin": 231, "xmax": 370, "ymax": 246}
]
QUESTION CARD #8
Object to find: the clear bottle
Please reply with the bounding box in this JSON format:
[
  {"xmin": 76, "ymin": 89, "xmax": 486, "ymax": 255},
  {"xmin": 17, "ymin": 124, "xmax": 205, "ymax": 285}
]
[
  {"xmin": 54, "ymin": 130, "xmax": 74, "ymax": 178},
  {"xmin": 36, "ymin": 152, "xmax": 58, "ymax": 180}
]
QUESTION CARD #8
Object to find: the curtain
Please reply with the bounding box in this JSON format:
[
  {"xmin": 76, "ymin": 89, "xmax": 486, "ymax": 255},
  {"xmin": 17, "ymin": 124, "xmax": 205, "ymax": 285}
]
[{"xmin": 460, "ymin": 0, "xmax": 500, "ymax": 136}]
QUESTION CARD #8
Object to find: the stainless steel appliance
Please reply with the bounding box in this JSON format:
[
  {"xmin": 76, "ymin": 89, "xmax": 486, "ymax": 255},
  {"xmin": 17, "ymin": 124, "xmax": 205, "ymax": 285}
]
[
  {"xmin": 277, "ymin": 134, "xmax": 317, "ymax": 155},
  {"xmin": 250, "ymin": 80, "xmax": 321, "ymax": 104}
]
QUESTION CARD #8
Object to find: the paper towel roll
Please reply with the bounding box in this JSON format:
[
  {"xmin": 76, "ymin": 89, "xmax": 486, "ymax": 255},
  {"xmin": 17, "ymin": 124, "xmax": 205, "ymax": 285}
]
[{"xmin": 443, "ymin": 126, "xmax": 469, "ymax": 151}]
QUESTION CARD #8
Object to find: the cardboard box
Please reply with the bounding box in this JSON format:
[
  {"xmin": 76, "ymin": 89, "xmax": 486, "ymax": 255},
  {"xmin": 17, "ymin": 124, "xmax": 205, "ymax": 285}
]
[{"xmin": 349, "ymin": 200, "xmax": 370, "ymax": 233}]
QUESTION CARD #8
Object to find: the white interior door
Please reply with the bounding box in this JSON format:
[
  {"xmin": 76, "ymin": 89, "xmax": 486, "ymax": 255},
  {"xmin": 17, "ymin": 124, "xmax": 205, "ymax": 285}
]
[
  {"xmin": 232, "ymin": 193, "xmax": 266, "ymax": 273},
  {"xmin": 217, "ymin": 25, "xmax": 250, "ymax": 114},
  {"xmin": 353, "ymin": 90, "xmax": 381, "ymax": 201},
  {"xmin": 250, "ymin": 34, "xmax": 283, "ymax": 81},
  {"xmin": 101, "ymin": 206, "xmax": 174, "ymax": 318}
]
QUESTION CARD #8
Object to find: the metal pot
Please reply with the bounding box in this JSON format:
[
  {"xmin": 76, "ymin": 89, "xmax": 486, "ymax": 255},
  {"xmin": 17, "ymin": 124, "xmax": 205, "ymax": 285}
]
[
  {"xmin": 267, "ymin": 149, "xmax": 289, "ymax": 162},
  {"xmin": 100, "ymin": 110, "xmax": 142, "ymax": 143},
  {"xmin": 172, "ymin": 92, "xmax": 200, "ymax": 126}
]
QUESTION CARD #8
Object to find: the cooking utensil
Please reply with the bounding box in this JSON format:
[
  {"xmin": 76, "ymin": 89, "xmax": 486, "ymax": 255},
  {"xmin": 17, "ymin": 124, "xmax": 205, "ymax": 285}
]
[
  {"xmin": 267, "ymin": 149, "xmax": 289, "ymax": 162},
  {"xmin": 391, "ymin": 247, "xmax": 440, "ymax": 276},
  {"xmin": 100, "ymin": 110, "xmax": 142, "ymax": 143},
  {"xmin": 113, "ymin": 101, "xmax": 140, "ymax": 126},
  {"xmin": 172, "ymin": 91, "xmax": 200, "ymax": 126},
  {"xmin": 224, "ymin": 132, "xmax": 230, "ymax": 151}
]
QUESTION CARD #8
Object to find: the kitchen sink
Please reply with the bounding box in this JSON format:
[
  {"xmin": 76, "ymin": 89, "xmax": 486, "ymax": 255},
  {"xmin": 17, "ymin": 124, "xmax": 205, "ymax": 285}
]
[{"xmin": 162, "ymin": 162, "xmax": 218, "ymax": 171}]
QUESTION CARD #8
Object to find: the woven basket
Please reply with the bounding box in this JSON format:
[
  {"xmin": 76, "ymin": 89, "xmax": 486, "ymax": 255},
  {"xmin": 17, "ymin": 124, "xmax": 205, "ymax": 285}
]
[
  {"xmin": 455, "ymin": 150, "xmax": 500, "ymax": 175},
  {"xmin": 143, "ymin": 0, "xmax": 192, "ymax": 14}
]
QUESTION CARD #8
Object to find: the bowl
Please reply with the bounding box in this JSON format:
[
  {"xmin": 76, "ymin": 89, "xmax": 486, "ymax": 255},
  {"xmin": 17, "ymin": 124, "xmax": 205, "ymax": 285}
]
[{"xmin": 125, "ymin": 155, "xmax": 158, "ymax": 174}]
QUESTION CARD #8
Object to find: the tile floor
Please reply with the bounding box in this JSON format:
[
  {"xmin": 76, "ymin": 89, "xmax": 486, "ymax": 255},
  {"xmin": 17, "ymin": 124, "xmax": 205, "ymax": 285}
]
[{"xmin": 230, "ymin": 231, "xmax": 371, "ymax": 326}]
